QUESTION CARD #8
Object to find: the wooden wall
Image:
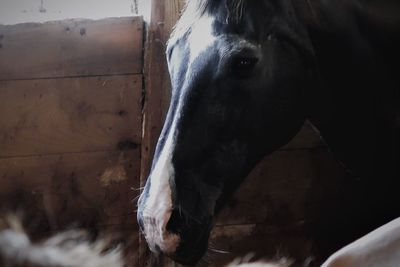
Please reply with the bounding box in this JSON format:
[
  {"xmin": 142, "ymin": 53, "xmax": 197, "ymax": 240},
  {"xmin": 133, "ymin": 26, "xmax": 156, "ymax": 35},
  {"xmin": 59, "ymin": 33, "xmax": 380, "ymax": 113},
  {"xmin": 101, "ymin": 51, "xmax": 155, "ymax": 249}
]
[{"xmin": 0, "ymin": 17, "xmax": 143, "ymax": 266}]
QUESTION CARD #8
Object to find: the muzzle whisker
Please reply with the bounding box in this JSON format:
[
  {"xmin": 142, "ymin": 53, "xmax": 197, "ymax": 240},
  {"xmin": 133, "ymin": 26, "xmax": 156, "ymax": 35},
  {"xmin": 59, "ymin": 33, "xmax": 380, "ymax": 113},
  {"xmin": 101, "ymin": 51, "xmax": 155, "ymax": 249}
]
[
  {"xmin": 131, "ymin": 194, "xmax": 141, "ymax": 203},
  {"xmin": 130, "ymin": 186, "xmax": 145, "ymax": 191},
  {"xmin": 208, "ymin": 243, "xmax": 230, "ymax": 254}
]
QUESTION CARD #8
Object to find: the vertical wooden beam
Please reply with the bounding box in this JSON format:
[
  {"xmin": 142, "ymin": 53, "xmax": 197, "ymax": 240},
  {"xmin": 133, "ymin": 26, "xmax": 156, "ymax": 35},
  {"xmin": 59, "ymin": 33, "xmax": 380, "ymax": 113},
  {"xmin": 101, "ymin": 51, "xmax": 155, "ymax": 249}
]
[{"xmin": 139, "ymin": 0, "xmax": 185, "ymax": 266}]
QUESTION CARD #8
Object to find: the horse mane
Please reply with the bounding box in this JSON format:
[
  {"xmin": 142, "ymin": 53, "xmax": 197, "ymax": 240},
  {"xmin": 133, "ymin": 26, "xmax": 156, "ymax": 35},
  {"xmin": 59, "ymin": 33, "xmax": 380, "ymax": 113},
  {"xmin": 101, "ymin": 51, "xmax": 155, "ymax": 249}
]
[
  {"xmin": 200, "ymin": 0, "xmax": 246, "ymax": 22},
  {"xmin": 167, "ymin": 0, "xmax": 246, "ymax": 48}
]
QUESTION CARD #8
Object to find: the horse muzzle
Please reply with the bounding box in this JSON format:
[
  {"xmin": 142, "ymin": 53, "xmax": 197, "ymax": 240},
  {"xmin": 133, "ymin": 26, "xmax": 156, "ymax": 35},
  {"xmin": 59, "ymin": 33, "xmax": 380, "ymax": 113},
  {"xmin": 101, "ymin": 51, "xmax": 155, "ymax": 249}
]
[
  {"xmin": 137, "ymin": 193, "xmax": 180, "ymax": 255},
  {"xmin": 166, "ymin": 209, "xmax": 212, "ymax": 265},
  {"xmin": 137, "ymin": 205, "xmax": 212, "ymax": 265}
]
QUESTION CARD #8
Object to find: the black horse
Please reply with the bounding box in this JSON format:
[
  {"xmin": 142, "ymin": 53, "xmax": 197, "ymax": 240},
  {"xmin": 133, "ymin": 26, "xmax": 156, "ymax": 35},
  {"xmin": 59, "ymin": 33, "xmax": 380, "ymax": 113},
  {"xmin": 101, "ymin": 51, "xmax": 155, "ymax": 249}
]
[{"xmin": 138, "ymin": 0, "xmax": 400, "ymax": 264}]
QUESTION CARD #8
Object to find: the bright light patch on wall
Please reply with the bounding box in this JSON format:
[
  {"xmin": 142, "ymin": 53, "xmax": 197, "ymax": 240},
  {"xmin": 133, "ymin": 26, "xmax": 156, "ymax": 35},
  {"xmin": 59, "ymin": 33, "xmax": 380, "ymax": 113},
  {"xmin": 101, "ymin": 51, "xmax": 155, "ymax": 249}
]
[{"xmin": 0, "ymin": 0, "xmax": 151, "ymax": 25}]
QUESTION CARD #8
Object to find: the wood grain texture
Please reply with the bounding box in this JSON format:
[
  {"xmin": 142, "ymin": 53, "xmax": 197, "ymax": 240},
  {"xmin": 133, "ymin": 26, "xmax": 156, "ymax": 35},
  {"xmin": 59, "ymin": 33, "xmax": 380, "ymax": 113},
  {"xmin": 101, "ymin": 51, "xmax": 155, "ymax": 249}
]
[
  {"xmin": 0, "ymin": 17, "xmax": 143, "ymax": 80},
  {"xmin": 0, "ymin": 149, "xmax": 139, "ymax": 229},
  {"xmin": 0, "ymin": 150, "xmax": 140, "ymax": 266},
  {"xmin": 0, "ymin": 150, "xmax": 140, "ymax": 267},
  {"xmin": 0, "ymin": 17, "xmax": 144, "ymax": 267},
  {"xmin": 0, "ymin": 75, "xmax": 142, "ymax": 157}
]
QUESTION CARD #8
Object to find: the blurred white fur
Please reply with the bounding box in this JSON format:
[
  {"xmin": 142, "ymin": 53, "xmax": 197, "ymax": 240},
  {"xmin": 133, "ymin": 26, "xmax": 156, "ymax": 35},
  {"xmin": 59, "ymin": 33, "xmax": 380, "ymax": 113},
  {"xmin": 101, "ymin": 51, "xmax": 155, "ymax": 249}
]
[
  {"xmin": 1, "ymin": 214, "xmax": 399, "ymax": 267},
  {"xmin": 0, "ymin": 215, "xmax": 123, "ymax": 267}
]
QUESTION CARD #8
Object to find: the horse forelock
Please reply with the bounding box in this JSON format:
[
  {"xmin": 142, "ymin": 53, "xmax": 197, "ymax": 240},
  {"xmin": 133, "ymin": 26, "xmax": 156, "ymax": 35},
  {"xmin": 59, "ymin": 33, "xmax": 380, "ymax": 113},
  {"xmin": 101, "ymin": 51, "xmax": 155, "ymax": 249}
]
[
  {"xmin": 194, "ymin": 0, "xmax": 246, "ymax": 20},
  {"xmin": 168, "ymin": 0, "xmax": 247, "ymax": 48}
]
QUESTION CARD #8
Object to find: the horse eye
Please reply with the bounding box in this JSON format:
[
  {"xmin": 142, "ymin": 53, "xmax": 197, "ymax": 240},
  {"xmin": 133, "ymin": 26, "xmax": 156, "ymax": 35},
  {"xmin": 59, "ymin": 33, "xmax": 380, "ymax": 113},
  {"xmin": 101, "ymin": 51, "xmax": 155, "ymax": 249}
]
[{"xmin": 231, "ymin": 57, "xmax": 258, "ymax": 79}]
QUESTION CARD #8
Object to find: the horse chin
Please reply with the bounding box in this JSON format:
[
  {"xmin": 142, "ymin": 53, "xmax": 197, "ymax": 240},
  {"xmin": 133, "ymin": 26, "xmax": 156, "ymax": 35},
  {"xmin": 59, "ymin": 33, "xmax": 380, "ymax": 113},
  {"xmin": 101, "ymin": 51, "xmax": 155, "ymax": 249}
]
[
  {"xmin": 169, "ymin": 228, "xmax": 210, "ymax": 265},
  {"xmin": 163, "ymin": 206, "xmax": 215, "ymax": 264}
]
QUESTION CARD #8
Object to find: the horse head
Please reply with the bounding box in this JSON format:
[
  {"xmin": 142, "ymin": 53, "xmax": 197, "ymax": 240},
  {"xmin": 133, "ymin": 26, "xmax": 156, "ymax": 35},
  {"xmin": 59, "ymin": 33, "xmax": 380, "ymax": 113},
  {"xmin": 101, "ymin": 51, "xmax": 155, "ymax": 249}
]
[{"xmin": 138, "ymin": 0, "xmax": 316, "ymax": 264}]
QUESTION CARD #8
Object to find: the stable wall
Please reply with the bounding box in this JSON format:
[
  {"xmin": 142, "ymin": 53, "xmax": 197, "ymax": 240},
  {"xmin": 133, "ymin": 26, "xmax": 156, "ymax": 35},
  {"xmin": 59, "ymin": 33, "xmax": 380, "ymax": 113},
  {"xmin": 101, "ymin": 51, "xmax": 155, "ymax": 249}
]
[{"xmin": 0, "ymin": 17, "xmax": 143, "ymax": 266}]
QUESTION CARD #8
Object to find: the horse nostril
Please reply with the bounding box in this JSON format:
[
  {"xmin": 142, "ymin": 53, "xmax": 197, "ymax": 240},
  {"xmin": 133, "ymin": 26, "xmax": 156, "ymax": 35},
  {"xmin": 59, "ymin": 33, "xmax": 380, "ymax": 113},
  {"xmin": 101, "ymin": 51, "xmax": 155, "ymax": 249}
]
[
  {"xmin": 166, "ymin": 209, "xmax": 183, "ymax": 234},
  {"xmin": 154, "ymin": 244, "xmax": 162, "ymax": 253}
]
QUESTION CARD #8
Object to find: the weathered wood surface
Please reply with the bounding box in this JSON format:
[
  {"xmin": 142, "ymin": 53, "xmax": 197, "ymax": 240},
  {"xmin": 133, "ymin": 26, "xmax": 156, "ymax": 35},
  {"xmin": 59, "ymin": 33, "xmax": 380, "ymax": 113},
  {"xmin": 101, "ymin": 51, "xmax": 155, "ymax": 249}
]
[
  {"xmin": 0, "ymin": 17, "xmax": 144, "ymax": 267},
  {"xmin": 0, "ymin": 75, "xmax": 142, "ymax": 157},
  {"xmin": 0, "ymin": 150, "xmax": 139, "ymax": 228},
  {"xmin": 0, "ymin": 17, "xmax": 143, "ymax": 80},
  {"xmin": 0, "ymin": 150, "xmax": 140, "ymax": 266}
]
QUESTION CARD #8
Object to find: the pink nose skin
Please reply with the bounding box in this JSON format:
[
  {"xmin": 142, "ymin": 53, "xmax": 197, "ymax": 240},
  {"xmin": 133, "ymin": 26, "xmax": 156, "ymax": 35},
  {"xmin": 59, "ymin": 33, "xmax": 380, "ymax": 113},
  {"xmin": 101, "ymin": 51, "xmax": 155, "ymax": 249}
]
[{"xmin": 141, "ymin": 213, "xmax": 181, "ymax": 255}]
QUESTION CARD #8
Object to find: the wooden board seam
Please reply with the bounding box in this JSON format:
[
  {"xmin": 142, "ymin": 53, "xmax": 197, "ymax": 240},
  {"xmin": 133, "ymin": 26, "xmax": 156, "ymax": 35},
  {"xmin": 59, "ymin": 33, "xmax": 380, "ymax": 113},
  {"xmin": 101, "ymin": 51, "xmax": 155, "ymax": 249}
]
[
  {"xmin": 0, "ymin": 72, "xmax": 143, "ymax": 83},
  {"xmin": 0, "ymin": 148, "xmax": 140, "ymax": 161}
]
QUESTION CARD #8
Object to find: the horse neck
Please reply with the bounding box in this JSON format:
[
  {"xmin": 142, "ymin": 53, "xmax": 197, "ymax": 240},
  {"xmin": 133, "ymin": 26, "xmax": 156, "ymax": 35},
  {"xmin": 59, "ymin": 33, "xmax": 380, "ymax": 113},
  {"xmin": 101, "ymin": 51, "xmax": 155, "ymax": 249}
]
[{"xmin": 301, "ymin": 0, "xmax": 400, "ymax": 178}]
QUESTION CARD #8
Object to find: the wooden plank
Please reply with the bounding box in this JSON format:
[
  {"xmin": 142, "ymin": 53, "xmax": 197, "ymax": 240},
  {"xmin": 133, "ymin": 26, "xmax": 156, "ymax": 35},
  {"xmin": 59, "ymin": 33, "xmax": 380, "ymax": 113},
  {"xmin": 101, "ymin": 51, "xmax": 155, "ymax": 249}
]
[
  {"xmin": 0, "ymin": 75, "xmax": 142, "ymax": 157},
  {"xmin": 0, "ymin": 150, "xmax": 140, "ymax": 230},
  {"xmin": 0, "ymin": 17, "xmax": 143, "ymax": 80}
]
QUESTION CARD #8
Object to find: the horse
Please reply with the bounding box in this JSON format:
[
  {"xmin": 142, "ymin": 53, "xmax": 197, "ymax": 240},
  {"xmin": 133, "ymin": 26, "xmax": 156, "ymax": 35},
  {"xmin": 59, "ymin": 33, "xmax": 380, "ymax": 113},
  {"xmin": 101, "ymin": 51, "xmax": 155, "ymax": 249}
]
[{"xmin": 138, "ymin": 0, "xmax": 400, "ymax": 264}]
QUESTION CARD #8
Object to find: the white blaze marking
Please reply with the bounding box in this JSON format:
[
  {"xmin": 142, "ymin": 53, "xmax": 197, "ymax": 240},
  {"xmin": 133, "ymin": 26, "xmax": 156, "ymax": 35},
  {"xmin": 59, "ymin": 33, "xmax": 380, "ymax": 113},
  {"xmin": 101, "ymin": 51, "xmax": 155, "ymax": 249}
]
[
  {"xmin": 140, "ymin": 14, "xmax": 217, "ymax": 257},
  {"xmin": 188, "ymin": 14, "xmax": 217, "ymax": 65},
  {"xmin": 142, "ymin": 123, "xmax": 180, "ymax": 254}
]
